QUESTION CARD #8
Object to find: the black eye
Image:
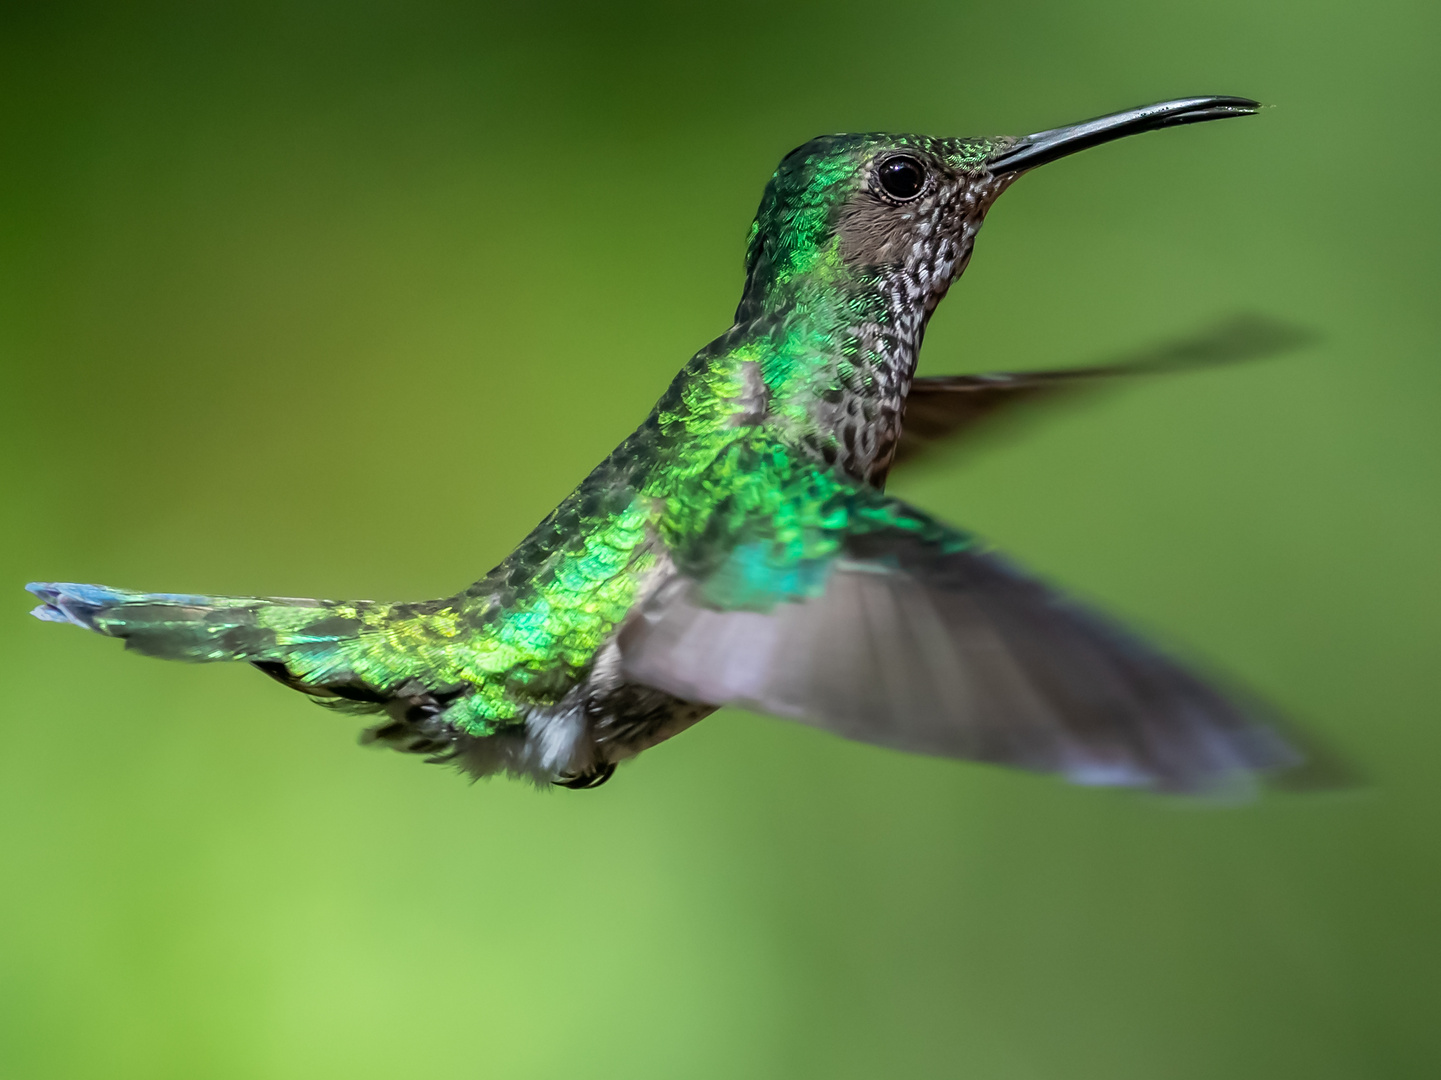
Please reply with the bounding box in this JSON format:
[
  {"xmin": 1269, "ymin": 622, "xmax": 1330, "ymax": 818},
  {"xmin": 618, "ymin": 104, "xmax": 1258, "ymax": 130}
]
[{"xmin": 876, "ymin": 155, "xmax": 926, "ymax": 201}]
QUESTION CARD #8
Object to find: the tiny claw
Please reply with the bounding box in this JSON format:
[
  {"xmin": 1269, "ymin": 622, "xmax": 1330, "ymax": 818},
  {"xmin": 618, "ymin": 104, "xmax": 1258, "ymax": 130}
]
[{"xmin": 554, "ymin": 761, "xmax": 617, "ymax": 790}]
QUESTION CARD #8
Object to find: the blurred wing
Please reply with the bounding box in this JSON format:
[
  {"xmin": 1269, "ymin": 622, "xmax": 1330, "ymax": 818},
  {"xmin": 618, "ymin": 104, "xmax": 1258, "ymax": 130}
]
[
  {"xmin": 893, "ymin": 314, "xmax": 1315, "ymax": 468},
  {"xmin": 621, "ymin": 473, "xmax": 1299, "ymax": 792}
]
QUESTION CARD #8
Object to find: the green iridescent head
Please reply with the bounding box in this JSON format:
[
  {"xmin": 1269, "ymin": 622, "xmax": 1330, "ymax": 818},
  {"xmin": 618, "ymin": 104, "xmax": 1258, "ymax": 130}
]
[{"xmin": 736, "ymin": 97, "xmax": 1261, "ymax": 323}]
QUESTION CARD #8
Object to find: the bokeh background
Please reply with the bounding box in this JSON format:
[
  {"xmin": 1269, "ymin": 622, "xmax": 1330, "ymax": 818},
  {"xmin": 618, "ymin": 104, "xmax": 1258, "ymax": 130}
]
[{"xmin": 3, "ymin": 1, "xmax": 1439, "ymax": 1077}]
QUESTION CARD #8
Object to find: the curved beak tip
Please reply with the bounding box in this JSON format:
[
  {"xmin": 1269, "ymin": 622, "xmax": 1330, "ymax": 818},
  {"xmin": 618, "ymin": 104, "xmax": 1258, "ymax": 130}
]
[{"xmin": 987, "ymin": 96, "xmax": 1264, "ymax": 175}]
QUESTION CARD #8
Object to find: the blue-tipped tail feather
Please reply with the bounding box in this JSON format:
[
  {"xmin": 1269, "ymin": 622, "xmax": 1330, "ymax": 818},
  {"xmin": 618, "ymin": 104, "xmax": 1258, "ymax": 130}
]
[
  {"xmin": 28, "ymin": 582, "xmax": 216, "ymax": 632},
  {"xmin": 24, "ymin": 581, "xmax": 361, "ymax": 665},
  {"xmin": 25, "ymin": 581, "xmax": 490, "ymax": 762}
]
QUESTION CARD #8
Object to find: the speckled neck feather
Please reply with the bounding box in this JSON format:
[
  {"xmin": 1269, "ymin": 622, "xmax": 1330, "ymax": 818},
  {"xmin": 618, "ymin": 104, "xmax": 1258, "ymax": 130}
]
[{"xmin": 704, "ymin": 133, "xmax": 1013, "ymax": 484}]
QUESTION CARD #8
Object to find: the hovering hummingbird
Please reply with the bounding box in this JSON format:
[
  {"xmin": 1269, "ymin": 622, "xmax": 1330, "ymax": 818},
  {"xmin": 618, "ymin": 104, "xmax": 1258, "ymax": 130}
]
[{"xmin": 29, "ymin": 97, "xmax": 1308, "ymax": 793}]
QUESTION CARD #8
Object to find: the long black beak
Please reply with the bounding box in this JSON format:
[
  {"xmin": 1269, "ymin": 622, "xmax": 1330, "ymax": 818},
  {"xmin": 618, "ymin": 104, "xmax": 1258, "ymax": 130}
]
[{"xmin": 987, "ymin": 96, "xmax": 1261, "ymax": 175}]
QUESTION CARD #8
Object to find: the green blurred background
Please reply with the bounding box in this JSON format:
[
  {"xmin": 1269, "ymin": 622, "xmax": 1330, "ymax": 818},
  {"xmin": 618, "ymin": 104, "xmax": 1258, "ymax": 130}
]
[{"xmin": 3, "ymin": 1, "xmax": 1439, "ymax": 1077}]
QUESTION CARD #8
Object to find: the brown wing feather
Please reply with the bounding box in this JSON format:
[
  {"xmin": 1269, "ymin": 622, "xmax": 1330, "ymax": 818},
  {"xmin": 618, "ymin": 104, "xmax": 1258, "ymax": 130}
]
[
  {"xmin": 620, "ymin": 548, "xmax": 1303, "ymax": 794},
  {"xmin": 893, "ymin": 314, "xmax": 1315, "ymax": 467}
]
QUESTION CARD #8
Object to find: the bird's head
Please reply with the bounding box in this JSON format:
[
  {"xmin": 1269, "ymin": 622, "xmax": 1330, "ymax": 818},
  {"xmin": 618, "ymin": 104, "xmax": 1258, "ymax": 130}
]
[{"xmin": 735, "ymin": 97, "xmax": 1261, "ymax": 325}]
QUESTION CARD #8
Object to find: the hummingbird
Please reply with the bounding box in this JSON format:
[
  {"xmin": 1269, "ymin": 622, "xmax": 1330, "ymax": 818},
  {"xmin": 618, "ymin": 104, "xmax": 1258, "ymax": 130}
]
[{"xmin": 28, "ymin": 96, "xmax": 1307, "ymax": 793}]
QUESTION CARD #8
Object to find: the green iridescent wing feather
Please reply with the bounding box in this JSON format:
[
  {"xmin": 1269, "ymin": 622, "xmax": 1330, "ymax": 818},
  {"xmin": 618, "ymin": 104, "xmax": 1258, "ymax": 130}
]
[
  {"xmin": 652, "ymin": 431, "xmax": 969, "ymax": 606},
  {"xmin": 620, "ymin": 430, "xmax": 1295, "ymax": 792}
]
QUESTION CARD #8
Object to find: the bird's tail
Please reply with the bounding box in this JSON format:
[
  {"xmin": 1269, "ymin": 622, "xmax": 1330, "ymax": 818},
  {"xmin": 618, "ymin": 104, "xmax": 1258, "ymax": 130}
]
[
  {"xmin": 28, "ymin": 581, "xmax": 510, "ymax": 768},
  {"xmin": 26, "ymin": 581, "xmax": 374, "ymax": 693}
]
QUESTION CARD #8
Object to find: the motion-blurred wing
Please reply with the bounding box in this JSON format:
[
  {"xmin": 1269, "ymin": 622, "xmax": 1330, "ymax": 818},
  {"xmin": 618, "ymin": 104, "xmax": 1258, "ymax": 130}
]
[
  {"xmin": 893, "ymin": 315, "xmax": 1314, "ymax": 467},
  {"xmin": 621, "ymin": 473, "xmax": 1299, "ymax": 792}
]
